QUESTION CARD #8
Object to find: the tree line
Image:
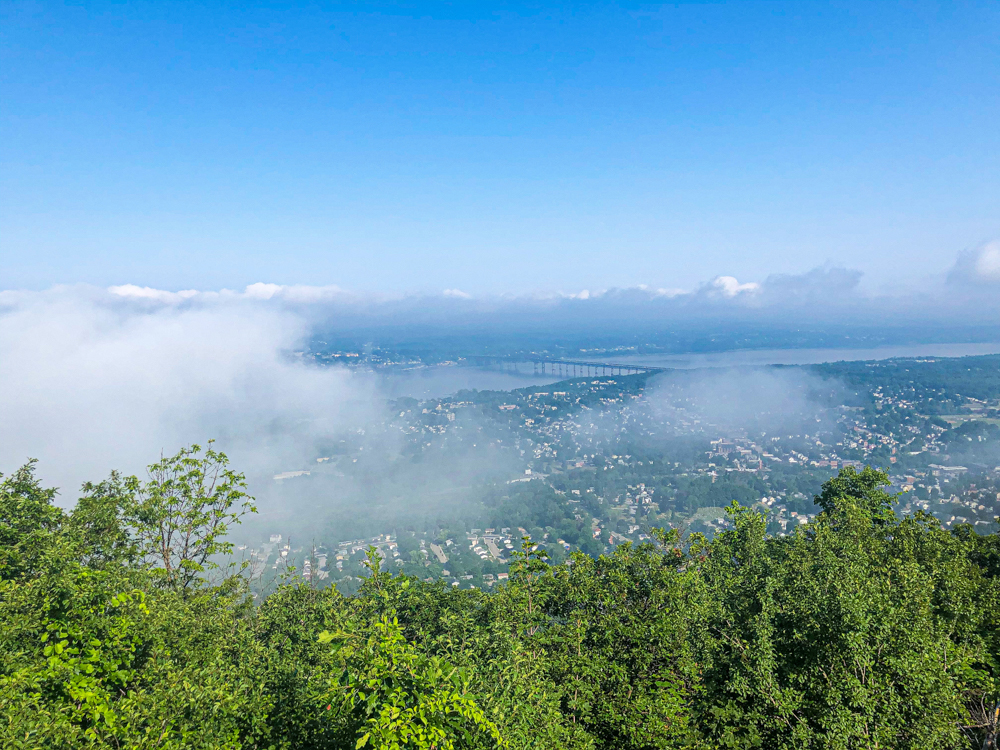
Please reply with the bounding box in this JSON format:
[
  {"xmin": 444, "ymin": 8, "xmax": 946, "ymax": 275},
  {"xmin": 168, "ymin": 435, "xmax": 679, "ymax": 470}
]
[{"xmin": 1, "ymin": 444, "xmax": 998, "ymax": 749}]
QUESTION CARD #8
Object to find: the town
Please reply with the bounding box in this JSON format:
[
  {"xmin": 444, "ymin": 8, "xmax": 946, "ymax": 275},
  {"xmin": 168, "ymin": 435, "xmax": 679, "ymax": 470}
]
[{"xmin": 239, "ymin": 354, "xmax": 1000, "ymax": 597}]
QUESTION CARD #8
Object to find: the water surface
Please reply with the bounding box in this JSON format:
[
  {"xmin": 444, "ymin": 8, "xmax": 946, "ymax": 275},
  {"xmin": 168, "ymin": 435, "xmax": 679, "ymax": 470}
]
[{"xmin": 377, "ymin": 342, "xmax": 1000, "ymax": 399}]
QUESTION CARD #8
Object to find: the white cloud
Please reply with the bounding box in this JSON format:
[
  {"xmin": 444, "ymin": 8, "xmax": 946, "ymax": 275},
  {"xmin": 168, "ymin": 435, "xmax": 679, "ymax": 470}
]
[
  {"xmin": 243, "ymin": 282, "xmax": 284, "ymax": 300},
  {"xmin": 442, "ymin": 288, "xmax": 472, "ymax": 299},
  {"xmin": 0, "ymin": 286, "xmax": 380, "ymax": 500},
  {"xmin": 652, "ymin": 287, "xmax": 688, "ymax": 298},
  {"xmin": 108, "ymin": 282, "xmax": 349, "ymax": 305},
  {"xmin": 975, "ymin": 243, "xmax": 1000, "ymax": 280},
  {"xmin": 250, "ymin": 283, "xmax": 348, "ymax": 303},
  {"xmin": 109, "ymin": 284, "xmax": 200, "ymax": 303},
  {"xmin": 949, "ymin": 241, "xmax": 1000, "ymax": 285},
  {"xmin": 706, "ymin": 275, "xmax": 760, "ymax": 298}
]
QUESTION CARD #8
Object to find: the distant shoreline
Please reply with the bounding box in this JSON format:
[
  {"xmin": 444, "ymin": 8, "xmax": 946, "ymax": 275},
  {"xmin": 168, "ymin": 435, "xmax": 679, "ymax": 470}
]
[
  {"xmin": 375, "ymin": 343, "xmax": 1000, "ymax": 400},
  {"xmin": 613, "ymin": 342, "xmax": 1000, "ymax": 369}
]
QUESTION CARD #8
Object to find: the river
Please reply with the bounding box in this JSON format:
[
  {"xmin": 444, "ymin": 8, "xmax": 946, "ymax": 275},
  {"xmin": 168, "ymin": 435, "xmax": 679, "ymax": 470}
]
[{"xmin": 376, "ymin": 342, "xmax": 1000, "ymax": 400}]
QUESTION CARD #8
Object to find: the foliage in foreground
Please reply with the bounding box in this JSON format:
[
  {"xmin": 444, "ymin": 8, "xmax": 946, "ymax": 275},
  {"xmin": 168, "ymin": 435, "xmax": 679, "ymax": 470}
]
[{"xmin": 1, "ymin": 446, "xmax": 999, "ymax": 749}]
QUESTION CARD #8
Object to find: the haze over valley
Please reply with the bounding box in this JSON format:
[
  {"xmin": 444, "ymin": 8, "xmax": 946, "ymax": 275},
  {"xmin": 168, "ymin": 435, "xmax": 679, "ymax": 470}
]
[
  {"xmin": 5, "ymin": 275, "xmax": 1000, "ymax": 598},
  {"xmin": 3, "ymin": 3, "xmax": 1000, "ymax": 748}
]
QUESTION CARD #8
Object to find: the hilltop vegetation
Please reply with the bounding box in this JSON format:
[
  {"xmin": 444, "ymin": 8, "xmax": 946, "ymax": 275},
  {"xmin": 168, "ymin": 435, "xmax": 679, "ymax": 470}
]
[{"xmin": 1, "ymin": 445, "xmax": 999, "ymax": 749}]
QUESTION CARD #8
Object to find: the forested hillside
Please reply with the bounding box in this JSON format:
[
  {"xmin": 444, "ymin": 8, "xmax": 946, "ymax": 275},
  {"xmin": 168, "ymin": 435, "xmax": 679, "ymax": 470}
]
[{"xmin": 1, "ymin": 446, "xmax": 998, "ymax": 749}]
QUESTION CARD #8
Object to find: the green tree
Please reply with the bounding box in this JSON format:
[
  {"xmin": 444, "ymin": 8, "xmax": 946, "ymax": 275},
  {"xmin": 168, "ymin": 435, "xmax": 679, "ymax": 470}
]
[
  {"xmin": 319, "ymin": 615, "xmax": 504, "ymax": 750},
  {"xmin": 122, "ymin": 442, "xmax": 255, "ymax": 591},
  {"xmin": 695, "ymin": 469, "xmax": 994, "ymax": 749},
  {"xmin": 70, "ymin": 471, "xmax": 137, "ymax": 569},
  {"xmin": 0, "ymin": 461, "xmax": 64, "ymax": 581}
]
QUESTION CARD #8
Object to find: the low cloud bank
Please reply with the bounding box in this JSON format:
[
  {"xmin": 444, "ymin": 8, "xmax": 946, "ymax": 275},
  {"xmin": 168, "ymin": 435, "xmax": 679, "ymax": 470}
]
[
  {"xmin": 0, "ymin": 286, "xmax": 382, "ymax": 500},
  {"xmin": 90, "ymin": 241, "xmax": 1000, "ymax": 330},
  {"xmin": 2, "ymin": 242, "xmax": 999, "ymax": 500}
]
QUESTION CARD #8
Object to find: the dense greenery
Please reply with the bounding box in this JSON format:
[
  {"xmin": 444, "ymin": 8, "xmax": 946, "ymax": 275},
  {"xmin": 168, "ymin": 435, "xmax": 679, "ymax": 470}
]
[{"xmin": 2, "ymin": 446, "xmax": 999, "ymax": 748}]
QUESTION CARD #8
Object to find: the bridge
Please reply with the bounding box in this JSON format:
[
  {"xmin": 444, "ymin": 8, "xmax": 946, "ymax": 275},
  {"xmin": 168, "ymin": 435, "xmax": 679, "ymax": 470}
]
[{"xmin": 469, "ymin": 356, "xmax": 666, "ymax": 378}]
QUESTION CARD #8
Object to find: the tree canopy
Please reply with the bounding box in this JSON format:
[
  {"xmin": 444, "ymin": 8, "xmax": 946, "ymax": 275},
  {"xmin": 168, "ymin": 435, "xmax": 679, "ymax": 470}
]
[{"xmin": 0, "ymin": 452, "xmax": 998, "ymax": 749}]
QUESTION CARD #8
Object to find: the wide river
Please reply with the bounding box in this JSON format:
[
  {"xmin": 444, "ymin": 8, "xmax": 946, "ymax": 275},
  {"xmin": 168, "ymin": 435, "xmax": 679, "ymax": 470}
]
[
  {"xmin": 615, "ymin": 342, "xmax": 1000, "ymax": 369},
  {"xmin": 378, "ymin": 342, "xmax": 1000, "ymax": 400}
]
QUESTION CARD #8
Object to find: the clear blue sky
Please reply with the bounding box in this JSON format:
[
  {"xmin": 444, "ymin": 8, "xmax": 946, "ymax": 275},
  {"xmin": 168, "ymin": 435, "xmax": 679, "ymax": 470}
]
[{"xmin": 2, "ymin": 1, "xmax": 998, "ymax": 294}]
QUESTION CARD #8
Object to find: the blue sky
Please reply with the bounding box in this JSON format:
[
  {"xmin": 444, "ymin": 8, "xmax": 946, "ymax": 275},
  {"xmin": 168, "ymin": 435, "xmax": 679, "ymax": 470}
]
[{"xmin": 2, "ymin": 1, "xmax": 998, "ymax": 295}]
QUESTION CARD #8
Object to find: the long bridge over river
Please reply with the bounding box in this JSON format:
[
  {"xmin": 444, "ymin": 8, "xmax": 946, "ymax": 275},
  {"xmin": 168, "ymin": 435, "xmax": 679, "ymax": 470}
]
[{"xmin": 469, "ymin": 356, "xmax": 666, "ymax": 378}]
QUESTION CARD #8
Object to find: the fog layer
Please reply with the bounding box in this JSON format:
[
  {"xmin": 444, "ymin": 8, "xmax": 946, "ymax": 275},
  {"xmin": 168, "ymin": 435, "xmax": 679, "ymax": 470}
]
[
  {"xmin": 645, "ymin": 367, "xmax": 848, "ymax": 438},
  {"xmin": 0, "ymin": 286, "xmax": 382, "ymax": 500},
  {"xmin": 3, "ymin": 243, "xmax": 998, "ymax": 504}
]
